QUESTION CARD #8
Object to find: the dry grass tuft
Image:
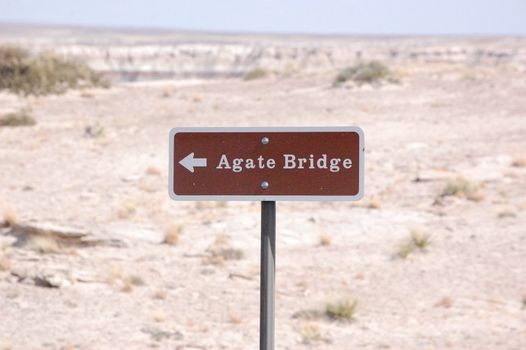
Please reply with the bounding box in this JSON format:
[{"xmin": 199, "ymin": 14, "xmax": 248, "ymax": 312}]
[
  {"xmin": 2, "ymin": 208, "xmax": 18, "ymax": 227},
  {"xmin": 434, "ymin": 296, "xmax": 453, "ymax": 308},
  {"xmin": 319, "ymin": 233, "xmax": 331, "ymax": 246},
  {"xmin": 25, "ymin": 235, "xmax": 61, "ymax": 254},
  {"xmin": 0, "ymin": 109, "xmax": 36, "ymax": 127},
  {"xmin": 216, "ymin": 247, "xmax": 244, "ymax": 261},
  {"xmin": 367, "ymin": 198, "xmax": 382, "ymax": 209},
  {"xmin": 161, "ymin": 86, "xmax": 174, "ymax": 98},
  {"xmin": 0, "ymin": 340, "xmax": 13, "ymax": 350},
  {"xmin": 497, "ymin": 209, "xmax": 516, "ymax": 218},
  {"xmin": 244, "ymin": 67, "xmax": 268, "ymax": 80},
  {"xmin": 465, "ymin": 191, "xmax": 485, "ymax": 202},
  {"xmin": 152, "ymin": 310, "xmax": 167, "ymax": 322},
  {"xmin": 215, "ymin": 201, "xmax": 227, "ymax": 209},
  {"xmin": 61, "ymin": 344, "xmax": 77, "ymax": 350},
  {"xmin": 80, "ymin": 90, "xmax": 94, "ymax": 98},
  {"xmin": 325, "ymin": 299, "xmax": 358, "ymax": 321},
  {"xmin": 120, "ymin": 280, "xmax": 133, "ymax": 293},
  {"xmin": 300, "ymin": 321, "xmax": 321, "ymax": 343},
  {"xmin": 106, "ymin": 265, "xmax": 143, "ymax": 292},
  {"xmin": 228, "ymin": 310, "xmax": 242, "ymax": 324},
  {"xmin": 0, "ymin": 254, "xmax": 11, "ymax": 272},
  {"xmin": 105, "ymin": 265, "xmax": 124, "ymax": 285},
  {"xmin": 410, "ymin": 228, "xmax": 431, "ymax": 250},
  {"xmin": 163, "ymin": 224, "xmax": 182, "ymax": 245},
  {"xmin": 442, "ymin": 177, "xmax": 481, "ymax": 200},
  {"xmin": 153, "ymin": 289, "xmax": 168, "ymax": 300},
  {"xmin": 512, "ymin": 154, "xmax": 526, "ymax": 168},
  {"xmin": 116, "ymin": 200, "xmax": 137, "ymax": 219},
  {"xmin": 145, "ymin": 166, "xmax": 162, "ymax": 176},
  {"xmin": 397, "ymin": 228, "xmax": 431, "ymax": 258},
  {"xmin": 397, "ymin": 241, "xmax": 415, "ymax": 259},
  {"xmin": 204, "ymin": 235, "xmax": 244, "ymax": 266}
]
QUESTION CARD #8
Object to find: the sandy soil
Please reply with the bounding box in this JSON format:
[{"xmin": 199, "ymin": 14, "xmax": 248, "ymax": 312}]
[{"xmin": 1, "ymin": 55, "xmax": 526, "ymax": 350}]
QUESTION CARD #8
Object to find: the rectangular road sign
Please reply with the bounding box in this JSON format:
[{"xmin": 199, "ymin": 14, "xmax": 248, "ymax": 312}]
[{"xmin": 169, "ymin": 127, "xmax": 364, "ymax": 201}]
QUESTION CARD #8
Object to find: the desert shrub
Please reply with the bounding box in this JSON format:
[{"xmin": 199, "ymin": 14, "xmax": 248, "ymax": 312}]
[
  {"xmin": 325, "ymin": 299, "xmax": 358, "ymax": 320},
  {"xmin": 2, "ymin": 208, "xmax": 18, "ymax": 227},
  {"xmin": 129, "ymin": 274, "xmax": 145, "ymax": 286},
  {"xmin": 244, "ymin": 67, "xmax": 268, "ymax": 81},
  {"xmin": 163, "ymin": 224, "xmax": 182, "ymax": 245},
  {"xmin": 0, "ymin": 109, "xmax": 36, "ymax": 127},
  {"xmin": 216, "ymin": 247, "xmax": 244, "ymax": 260},
  {"xmin": 397, "ymin": 241, "xmax": 415, "ymax": 259},
  {"xmin": 300, "ymin": 322, "xmax": 322, "ymax": 343},
  {"xmin": 319, "ymin": 233, "xmax": 331, "ymax": 246},
  {"xmin": 204, "ymin": 235, "xmax": 244, "ymax": 265},
  {"xmin": 397, "ymin": 228, "xmax": 431, "ymax": 259},
  {"xmin": 442, "ymin": 177, "xmax": 479, "ymax": 197},
  {"xmin": 0, "ymin": 45, "xmax": 108, "ymax": 96},
  {"xmin": 410, "ymin": 228, "xmax": 431, "ymax": 249},
  {"xmin": 334, "ymin": 61, "xmax": 389, "ymax": 86}
]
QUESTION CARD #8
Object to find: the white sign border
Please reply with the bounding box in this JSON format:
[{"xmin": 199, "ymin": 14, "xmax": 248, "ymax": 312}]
[{"xmin": 169, "ymin": 127, "xmax": 364, "ymax": 201}]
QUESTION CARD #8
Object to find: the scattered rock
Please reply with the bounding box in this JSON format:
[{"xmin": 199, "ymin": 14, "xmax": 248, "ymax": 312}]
[
  {"xmin": 141, "ymin": 326, "xmax": 183, "ymax": 342},
  {"xmin": 414, "ymin": 170, "xmax": 456, "ymax": 182},
  {"xmin": 10, "ymin": 268, "xmax": 73, "ymax": 288},
  {"xmin": 434, "ymin": 297, "xmax": 454, "ymax": 308},
  {"xmin": 7, "ymin": 221, "xmax": 124, "ymax": 249},
  {"xmin": 84, "ymin": 123, "xmax": 104, "ymax": 138},
  {"xmin": 121, "ymin": 175, "xmax": 140, "ymax": 183},
  {"xmin": 228, "ymin": 272, "xmax": 253, "ymax": 281}
]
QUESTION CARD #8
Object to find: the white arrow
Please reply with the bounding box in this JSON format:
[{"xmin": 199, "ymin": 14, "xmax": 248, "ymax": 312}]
[{"xmin": 179, "ymin": 152, "xmax": 207, "ymax": 173}]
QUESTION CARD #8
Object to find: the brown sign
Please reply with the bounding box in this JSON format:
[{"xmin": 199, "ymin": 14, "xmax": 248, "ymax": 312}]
[{"xmin": 169, "ymin": 127, "xmax": 364, "ymax": 201}]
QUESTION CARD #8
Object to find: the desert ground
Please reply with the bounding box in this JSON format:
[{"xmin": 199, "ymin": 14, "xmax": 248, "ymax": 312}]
[{"xmin": 0, "ymin": 25, "xmax": 526, "ymax": 350}]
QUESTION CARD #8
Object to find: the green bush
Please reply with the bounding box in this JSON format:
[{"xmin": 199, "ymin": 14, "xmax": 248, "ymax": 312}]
[
  {"xmin": 334, "ymin": 61, "xmax": 390, "ymax": 86},
  {"xmin": 0, "ymin": 45, "xmax": 108, "ymax": 96}
]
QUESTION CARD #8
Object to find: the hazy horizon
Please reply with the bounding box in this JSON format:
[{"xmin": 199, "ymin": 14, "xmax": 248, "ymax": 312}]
[{"xmin": 2, "ymin": 20, "xmax": 526, "ymax": 38}]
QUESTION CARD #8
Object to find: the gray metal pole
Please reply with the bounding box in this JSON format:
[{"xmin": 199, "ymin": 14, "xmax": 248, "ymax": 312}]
[{"xmin": 260, "ymin": 201, "xmax": 276, "ymax": 350}]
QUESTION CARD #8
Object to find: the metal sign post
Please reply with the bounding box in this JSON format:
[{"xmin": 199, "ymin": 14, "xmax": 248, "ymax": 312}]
[
  {"xmin": 168, "ymin": 127, "xmax": 365, "ymax": 350},
  {"xmin": 260, "ymin": 201, "xmax": 276, "ymax": 350}
]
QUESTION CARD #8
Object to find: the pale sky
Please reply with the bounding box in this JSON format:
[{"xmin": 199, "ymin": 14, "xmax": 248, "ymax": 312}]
[{"xmin": 0, "ymin": 0, "xmax": 525, "ymax": 35}]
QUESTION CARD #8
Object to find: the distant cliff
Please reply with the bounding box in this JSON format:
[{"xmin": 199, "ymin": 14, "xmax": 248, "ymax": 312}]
[{"xmin": 1, "ymin": 24, "xmax": 524, "ymax": 81}]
